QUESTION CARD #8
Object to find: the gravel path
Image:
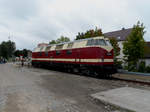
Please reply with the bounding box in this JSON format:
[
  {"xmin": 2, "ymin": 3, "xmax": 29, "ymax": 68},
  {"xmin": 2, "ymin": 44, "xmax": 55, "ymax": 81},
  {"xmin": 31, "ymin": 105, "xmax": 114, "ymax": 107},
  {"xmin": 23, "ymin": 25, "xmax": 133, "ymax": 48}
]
[{"xmin": 0, "ymin": 63, "xmax": 149, "ymax": 112}]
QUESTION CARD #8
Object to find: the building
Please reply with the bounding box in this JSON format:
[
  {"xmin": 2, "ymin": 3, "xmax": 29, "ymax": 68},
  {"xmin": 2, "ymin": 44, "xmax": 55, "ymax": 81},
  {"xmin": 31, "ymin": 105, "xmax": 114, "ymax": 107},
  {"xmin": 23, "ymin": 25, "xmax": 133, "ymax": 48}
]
[
  {"xmin": 104, "ymin": 28, "xmax": 132, "ymax": 62},
  {"xmin": 104, "ymin": 28, "xmax": 150, "ymax": 66},
  {"xmin": 140, "ymin": 42, "xmax": 150, "ymax": 66}
]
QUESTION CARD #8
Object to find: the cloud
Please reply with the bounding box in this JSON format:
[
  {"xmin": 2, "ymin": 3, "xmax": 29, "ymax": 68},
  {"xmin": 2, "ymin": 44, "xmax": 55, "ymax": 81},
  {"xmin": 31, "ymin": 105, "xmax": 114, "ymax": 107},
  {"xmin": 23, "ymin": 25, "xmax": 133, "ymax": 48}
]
[
  {"xmin": 0, "ymin": 0, "xmax": 149, "ymax": 50},
  {"xmin": 0, "ymin": 0, "xmax": 39, "ymax": 20}
]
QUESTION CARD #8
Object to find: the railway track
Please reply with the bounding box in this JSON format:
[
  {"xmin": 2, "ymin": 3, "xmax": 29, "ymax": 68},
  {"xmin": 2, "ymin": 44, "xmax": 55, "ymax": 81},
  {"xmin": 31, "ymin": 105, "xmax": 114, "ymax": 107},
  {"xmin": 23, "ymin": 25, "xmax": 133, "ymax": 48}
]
[
  {"xmin": 63, "ymin": 69, "xmax": 150, "ymax": 86},
  {"xmin": 74, "ymin": 70, "xmax": 150, "ymax": 86},
  {"xmin": 69, "ymin": 70, "xmax": 150, "ymax": 86},
  {"xmin": 30, "ymin": 63, "xmax": 150, "ymax": 86},
  {"xmin": 111, "ymin": 76, "xmax": 150, "ymax": 86}
]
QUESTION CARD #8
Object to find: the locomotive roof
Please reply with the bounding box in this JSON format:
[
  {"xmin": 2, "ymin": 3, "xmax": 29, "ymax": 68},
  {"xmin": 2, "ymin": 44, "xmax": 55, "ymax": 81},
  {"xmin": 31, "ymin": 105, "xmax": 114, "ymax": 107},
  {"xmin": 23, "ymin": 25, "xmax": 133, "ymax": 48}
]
[
  {"xmin": 33, "ymin": 36, "xmax": 112, "ymax": 52},
  {"xmin": 47, "ymin": 36, "xmax": 105, "ymax": 47}
]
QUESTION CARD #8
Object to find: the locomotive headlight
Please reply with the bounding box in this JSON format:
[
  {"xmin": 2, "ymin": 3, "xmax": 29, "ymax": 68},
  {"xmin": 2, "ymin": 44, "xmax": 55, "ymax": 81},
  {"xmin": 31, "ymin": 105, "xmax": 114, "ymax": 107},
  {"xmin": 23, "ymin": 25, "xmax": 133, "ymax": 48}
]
[{"xmin": 106, "ymin": 52, "xmax": 112, "ymax": 56}]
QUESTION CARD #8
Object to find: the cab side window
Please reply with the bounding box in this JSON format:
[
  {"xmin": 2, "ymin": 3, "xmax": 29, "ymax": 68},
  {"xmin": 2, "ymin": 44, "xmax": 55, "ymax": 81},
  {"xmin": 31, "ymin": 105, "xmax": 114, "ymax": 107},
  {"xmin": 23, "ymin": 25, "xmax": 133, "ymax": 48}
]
[
  {"xmin": 87, "ymin": 39, "xmax": 94, "ymax": 46},
  {"xmin": 56, "ymin": 51, "xmax": 61, "ymax": 55},
  {"xmin": 66, "ymin": 50, "xmax": 72, "ymax": 55},
  {"xmin": 45, "ymin": 52, "xmax": 48, "ymax": 56},
  {"xmin": 38, "ymin": 52, "xmax": 42, "ymax": 56}
]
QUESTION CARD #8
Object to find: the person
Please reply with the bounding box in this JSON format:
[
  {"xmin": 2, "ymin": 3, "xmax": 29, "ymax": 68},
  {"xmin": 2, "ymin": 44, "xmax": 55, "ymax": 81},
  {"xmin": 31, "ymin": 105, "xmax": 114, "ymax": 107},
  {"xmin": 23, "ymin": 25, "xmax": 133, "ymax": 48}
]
[
  {"xmin": 27, "ymin": 58, "xmax": 31, "ymax": 67},
  {"xmin": 21, "ymin": 59, "xmax": 24, "ymax": 67},
  {"xmin": 3, "ymin": 58, "xmax": 6, "ymax": 63}
]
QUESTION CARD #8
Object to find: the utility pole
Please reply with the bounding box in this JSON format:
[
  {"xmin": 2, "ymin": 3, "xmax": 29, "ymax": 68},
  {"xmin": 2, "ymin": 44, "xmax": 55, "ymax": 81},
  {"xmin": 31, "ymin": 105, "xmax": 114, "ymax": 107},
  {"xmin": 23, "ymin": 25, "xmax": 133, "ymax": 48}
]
[
  {"xmin": 8, "ymin": 33, "xmax": 13, "ymax": 41},
  {"xmin": 8, "ymin": 36, "xmax": 10, "ymax": 40},
  {"xmin": 8, "ymin": 33, "xmax": 11, "ymax": 40}
]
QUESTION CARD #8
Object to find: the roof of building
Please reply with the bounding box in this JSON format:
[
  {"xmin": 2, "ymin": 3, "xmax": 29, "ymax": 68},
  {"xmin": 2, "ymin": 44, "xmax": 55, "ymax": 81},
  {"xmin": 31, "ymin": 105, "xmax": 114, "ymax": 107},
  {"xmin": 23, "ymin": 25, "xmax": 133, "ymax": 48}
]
[{"xmin": 104, "ymin": 28, "xmax": 132, "ymax": 41}]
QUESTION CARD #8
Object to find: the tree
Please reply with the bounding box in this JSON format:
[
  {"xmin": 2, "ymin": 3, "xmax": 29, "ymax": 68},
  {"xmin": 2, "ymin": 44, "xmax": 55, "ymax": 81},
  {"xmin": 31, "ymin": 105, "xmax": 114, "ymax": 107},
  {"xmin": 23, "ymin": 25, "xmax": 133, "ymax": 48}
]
[
  {"xmin": 14, "ymin": 49, "xmax": 30, "ymax": 58},
  {"xmin": 0, "ymin": 40, "xmax": 16, "ymax": 59},
  {"xmin": 14, "ymin": 50, "xmax": 21, "ymax": 57},
  {"xmin": 123, "ymin": 21, "xmax": 146, "ymax": 71},
  {"xmin": 49, "ymin": 36, "xmax": 70, "ymax": 44},
  {"xmin": 56, "ymin": 36, "xmax": 70, "ymax": 43},
  {"xmin": 109, "ymin": 38, "xmax": 120, "ymax": 66},
  {"xmin": 49, "ymin": 40, "xmax": 57, "ymax": 44},
  {"xmin": 0, "ymin": 42, "xmax": 8, "ymax": 58},
  {"xmin": 7, "ymin": 40, "xmax": 16, "ymax": 58},
  {"xmin": 22, "ymin": 49, "xmax": 28, "ymax": 57},
  {"xmin": 75, "ymin": 27, "xmax": 103, "ymax": 40}
]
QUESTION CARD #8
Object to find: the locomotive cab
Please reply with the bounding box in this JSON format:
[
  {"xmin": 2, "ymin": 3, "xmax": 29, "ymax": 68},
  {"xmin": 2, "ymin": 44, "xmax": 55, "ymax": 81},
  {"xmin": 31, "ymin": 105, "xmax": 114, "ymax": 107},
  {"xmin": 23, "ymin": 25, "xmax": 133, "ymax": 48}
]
[{"xmin": 85, "ymin": 37, "xmax": 116, "ymax": 75}]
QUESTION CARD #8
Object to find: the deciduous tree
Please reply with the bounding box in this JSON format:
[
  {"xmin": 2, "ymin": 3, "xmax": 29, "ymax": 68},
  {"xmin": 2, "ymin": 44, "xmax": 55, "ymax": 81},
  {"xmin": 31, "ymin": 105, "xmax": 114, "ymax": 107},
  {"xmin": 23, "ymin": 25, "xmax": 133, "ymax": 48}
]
[
  {"xmin": 123, "ymin": 21, "xmax": 146, "ymax": 71},
  {"xmin": 0, "ymin": 40, "xmax": 16, "ymax": 59},
  {"xmin": 75, "ymin": 27, "xmax": 103, "ymax": 40},
  {"xmin": 56, "ymin": 36, "xmax": 70, "ymax": 43},
  {"xmin": 49, "ymin": 36, "xmax": 70, "ymax": 44},
  {"xmin": 14, "ymin": 49, "xmax": 30, "ymax": 58},
  {"xmin": 49, "ymin": 40, "xmax": 57, "ymax": 44},
  {"xmin": 109, "ymin": 38, "xmax": 120, "ymax": 66}
]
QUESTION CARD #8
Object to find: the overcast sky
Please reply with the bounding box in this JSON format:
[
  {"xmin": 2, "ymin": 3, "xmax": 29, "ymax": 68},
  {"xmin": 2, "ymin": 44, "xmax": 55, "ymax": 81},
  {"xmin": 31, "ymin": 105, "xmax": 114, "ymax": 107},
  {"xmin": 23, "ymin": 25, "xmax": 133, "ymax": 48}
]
[{"xmin": 0, "ymin": 0, "xmax": 149, "ymax": 50}]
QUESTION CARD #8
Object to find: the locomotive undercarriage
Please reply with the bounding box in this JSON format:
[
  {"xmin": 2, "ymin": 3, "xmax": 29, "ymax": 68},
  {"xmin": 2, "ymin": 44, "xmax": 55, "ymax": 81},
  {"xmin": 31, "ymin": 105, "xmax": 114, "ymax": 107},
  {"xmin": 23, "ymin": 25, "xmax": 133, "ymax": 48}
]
[{"xmin": 32, "ymin": 61, "xmax": 116, "ymax": 78}]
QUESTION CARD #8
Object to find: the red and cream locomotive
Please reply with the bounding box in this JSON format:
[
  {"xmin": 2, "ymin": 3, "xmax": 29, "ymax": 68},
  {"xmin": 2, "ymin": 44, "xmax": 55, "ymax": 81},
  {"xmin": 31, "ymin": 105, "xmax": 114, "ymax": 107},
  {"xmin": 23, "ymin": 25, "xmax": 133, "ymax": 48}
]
[{"xmin": 32, "ymin": 36, "xmax": 116, "ymax": 77}]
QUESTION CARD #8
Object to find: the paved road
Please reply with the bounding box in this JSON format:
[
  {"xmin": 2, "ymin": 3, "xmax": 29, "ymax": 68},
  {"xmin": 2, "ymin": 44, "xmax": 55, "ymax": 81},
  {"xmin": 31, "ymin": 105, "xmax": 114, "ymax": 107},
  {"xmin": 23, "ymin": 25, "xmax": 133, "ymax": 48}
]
[{"xmin": 0, "ymin": 63, "xmax": 147, "ymax": 112}]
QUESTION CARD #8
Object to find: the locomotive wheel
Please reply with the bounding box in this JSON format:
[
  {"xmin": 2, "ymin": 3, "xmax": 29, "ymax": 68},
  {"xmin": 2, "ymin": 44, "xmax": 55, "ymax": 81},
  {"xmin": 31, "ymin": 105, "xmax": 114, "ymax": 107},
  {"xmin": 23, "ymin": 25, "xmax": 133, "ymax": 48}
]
[
  {"xmin": 101, "ymin": 73, "xmax": 111, "ymax": 79},
  {"xmin": 81, "ymin": 69, "xmax": 91, "ymax": 76},
  {"xmin": 67, "ymin": 68, "xmax": 73, "ymax": 73},
  {"xmin": 73, "ymin": 68, "xmax": 79, "ymax": 73},
  {"xmin": 94, "ymin": 71, "xmax": 99, "ymax": 77},
  {"xmin": 85, "ymin": 70, "xmax": 90, "ymax": 76}
]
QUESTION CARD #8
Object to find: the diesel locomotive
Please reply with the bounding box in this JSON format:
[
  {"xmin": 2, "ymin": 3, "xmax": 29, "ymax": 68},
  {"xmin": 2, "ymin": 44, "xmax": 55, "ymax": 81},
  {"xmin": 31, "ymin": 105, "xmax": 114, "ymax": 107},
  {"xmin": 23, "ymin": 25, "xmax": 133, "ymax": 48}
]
[{"xmin": 32, "ymin": 36, "xmax": 117, "ymax": 77}]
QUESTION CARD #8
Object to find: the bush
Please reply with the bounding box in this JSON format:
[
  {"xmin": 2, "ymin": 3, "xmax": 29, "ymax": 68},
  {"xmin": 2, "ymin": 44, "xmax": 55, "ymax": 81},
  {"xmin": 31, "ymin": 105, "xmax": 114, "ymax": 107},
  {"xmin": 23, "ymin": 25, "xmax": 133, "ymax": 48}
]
[
  {"xmin": 146, "ymin": 66, "xmax": 150, "ymax": 73},
  {"xmin": 128, "ymin": 61, "xmax": 137, "ymax": 72},
  {"xmin": 138, "ymin": 61, "xmax": 146, "ymax": 72},
  {"xmin": 116, "ymin": 61, "xmax": 123, "ymax": 69},
  {"xmin": 123, "ymin": 63, "xmax": 136, "ymax": 72}
]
